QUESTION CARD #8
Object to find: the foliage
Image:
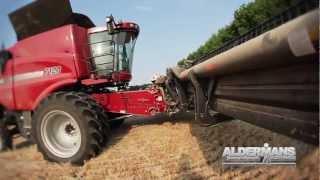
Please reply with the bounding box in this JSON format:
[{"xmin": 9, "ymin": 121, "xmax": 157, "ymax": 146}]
[{"xmin": 178, "ymin": 0, "xmax": 301, "ymax": 68}]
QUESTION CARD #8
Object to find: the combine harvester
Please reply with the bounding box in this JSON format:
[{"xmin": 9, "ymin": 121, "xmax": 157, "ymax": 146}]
[
  {"xmin": 164, "ymin": 0, "xmax": 319, "ymax": 144},
  {"xmin": 0, "ymin": 0, "xmax": 166, "ymax": 164},
  {"xmin": 0, "ymin": 0, "xmax": 318, "ymax": 165}
]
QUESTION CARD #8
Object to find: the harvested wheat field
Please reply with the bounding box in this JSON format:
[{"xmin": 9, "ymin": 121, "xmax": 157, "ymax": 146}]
[{"xmin": 0, "ymin": 113, "xmax": 318, "ymax": 180}]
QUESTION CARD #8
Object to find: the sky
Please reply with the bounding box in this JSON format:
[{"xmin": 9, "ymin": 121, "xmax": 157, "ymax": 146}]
[{"xmin": 0, "ymin": 0, "xmax": 250, "ymax": 85}]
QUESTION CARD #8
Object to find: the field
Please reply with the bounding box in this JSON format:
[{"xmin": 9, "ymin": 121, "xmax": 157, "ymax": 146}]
[{"xmin": 0, "ymin": 113, "xmax": 318, "ymax": 180}]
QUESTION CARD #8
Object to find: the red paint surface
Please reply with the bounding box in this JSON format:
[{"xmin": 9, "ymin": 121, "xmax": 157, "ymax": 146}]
[
  {"xmin": 92, "ymin": 89, "xmax": 166, "ymax": 116},
  {"xmin": 116, "ymin": 22, "xmax": 139, "ymax": 34},
  {"xmin": 0, "ymin": 25, "xmax": 85, "ymax": 110},
  {"xmin": 0, "ymin": 60, "xmax": 15, "ymax": 110}
]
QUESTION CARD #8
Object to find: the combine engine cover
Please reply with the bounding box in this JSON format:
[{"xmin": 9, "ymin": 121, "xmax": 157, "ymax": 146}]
[{"xmin": 9, "ymin": 0, "xmax": 94, "ymax": 41}]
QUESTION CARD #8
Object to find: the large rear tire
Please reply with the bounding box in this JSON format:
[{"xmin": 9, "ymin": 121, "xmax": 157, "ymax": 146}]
[
  {"xmin": 32, "ymin": 92, "xmax": 110, "ymax": 165},
  {"xmin": 76, "ymin": 92, "xmax": 111, "ymax": 142},
  {"xmin": 0, "ymin": 124, "xmax": 12, "ymax": 151},
  {"xmin": 109, "ymin": 119, "xmax": 125, "ymax": 129},
  {"xmin": 0, "ymin": 109, "xmax": 12, "ymax": 152}
]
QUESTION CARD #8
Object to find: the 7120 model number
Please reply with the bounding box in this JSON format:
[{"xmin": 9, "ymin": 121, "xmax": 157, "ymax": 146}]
[{"xmin": 44, "ymin": 66, "xmax": 62, "ymax": 76}]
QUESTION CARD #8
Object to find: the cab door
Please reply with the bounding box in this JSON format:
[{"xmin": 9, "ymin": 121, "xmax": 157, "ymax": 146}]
[{"xmin": 0, "ymin": 51, "xmax": 15, "ymax": 110}]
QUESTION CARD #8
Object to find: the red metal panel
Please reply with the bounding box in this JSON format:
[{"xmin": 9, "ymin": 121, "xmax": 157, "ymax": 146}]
[
  {"xmin": 80, "ymin": 71, "xmax": 132, "ymax": 86},
  {"xmin": 92, "ymin": 89, "xmax": 166, "ymax": 116},
  {"xmin": 0, "ymin": 60, "xmax": 15, "ymax": 110},
  {"xmin": 112, "ymin": 71, "xmax": 132, "ymax": 82},
  {"xmin": 72, "ymin": 25, "xmax": 91, "ymax": 79},
  {"xmin": 7, "ymin": 25, "xmax": 82, "ymax": 110}
]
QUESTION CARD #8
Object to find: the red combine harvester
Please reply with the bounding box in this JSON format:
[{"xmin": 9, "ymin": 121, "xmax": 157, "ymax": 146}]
[{"xmin": 0, "ymin": 0, "xmax": 166, "ymax": 164}]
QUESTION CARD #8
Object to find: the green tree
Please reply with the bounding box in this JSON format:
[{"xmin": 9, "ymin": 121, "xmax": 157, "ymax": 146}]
[{"xmin": 179, "ymin": 0, "xmax": 301, "ymax": 68}]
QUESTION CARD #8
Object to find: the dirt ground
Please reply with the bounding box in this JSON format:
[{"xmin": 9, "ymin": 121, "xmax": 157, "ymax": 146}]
[{"xmin": 0, "ymin": 113, "xmax": 318, "ymax": 180}]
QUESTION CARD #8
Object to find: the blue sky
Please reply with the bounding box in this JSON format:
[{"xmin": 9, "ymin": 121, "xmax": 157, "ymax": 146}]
[{"xmin": 0, "ymin": 0, "xmax": 250, "ymax": 84}]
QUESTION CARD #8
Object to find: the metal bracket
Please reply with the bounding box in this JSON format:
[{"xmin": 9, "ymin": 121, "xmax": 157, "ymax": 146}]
[
  {"xmin": 109, "ymin": 114, "xmax": 132, "ymax": 121},
  {"xmin": 165, "ymin": 68, "xmax": 188, "ymax": 111},
  {"xmin": 19, "ymin": 111, "xmax": 32, "ymax": 139},
  {"xmin": 188, "ymin": 70, "xmax": 220, "ymax": 126},
  {"xmin": 206, "ymin": 79, "xmax": 215, "ymax": 115},
  {"xmin": 22, "ymin": 111, "xmax": 32, "ymax": 129}
]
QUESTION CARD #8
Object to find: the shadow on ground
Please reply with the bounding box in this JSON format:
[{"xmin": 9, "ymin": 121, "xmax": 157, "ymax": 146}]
[{"xmin": 124, "ymin": 112, "xmax": 318, "ymax": 179}]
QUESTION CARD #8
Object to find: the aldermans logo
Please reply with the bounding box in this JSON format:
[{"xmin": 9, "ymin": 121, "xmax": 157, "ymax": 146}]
[{"xmin": 222, "ymin": 143, "xmax": 296, "ymax": 165}]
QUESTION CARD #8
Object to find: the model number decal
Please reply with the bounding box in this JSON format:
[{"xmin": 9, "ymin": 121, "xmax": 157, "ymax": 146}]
[
  {"xmin": 0, "ymin": 66, "xmax": 62, "ymax": 85},
  {"xmin": 44, "ymin": 66, "xmax": 62, "ymax": 76}
]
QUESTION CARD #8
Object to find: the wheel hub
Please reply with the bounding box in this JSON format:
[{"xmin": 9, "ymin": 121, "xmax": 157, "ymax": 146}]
[
  {"xmin": 40, "ymin": 110, "xmax": 81, "ymax": 158},
  {"xmin": 65, "ymin": 123, "xmax": 76, "ymax": 136}
]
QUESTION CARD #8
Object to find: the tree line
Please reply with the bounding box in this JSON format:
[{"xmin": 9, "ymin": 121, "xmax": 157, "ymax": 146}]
[{"xmin": 177, "ymin": 0, "xmax": 303, "ymax": 68}]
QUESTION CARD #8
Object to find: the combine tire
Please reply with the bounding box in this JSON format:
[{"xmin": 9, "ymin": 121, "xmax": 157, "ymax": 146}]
[
  {"xmin": 109, "ymin": 119, "xmax": 125, "ymax": 129},
  {"xmin": 77, "ymin": 92, "xmax": 111, "ymax": 143},
  {"xmin": 0, "ymin": 124, "xmax": 12, "ymax": 151},
  {"xmin": 32, "ymin": 92, "xmax": 110, "ymax": 165}
]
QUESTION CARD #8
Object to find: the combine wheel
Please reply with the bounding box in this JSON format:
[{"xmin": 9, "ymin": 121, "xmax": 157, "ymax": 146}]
[
  {"xmin": 109, "ymin": 119, "xmax": 125, "ymax": 129},
  {"xmin": 77, "ymin": 92, "xmax": 111, "ymax": 142},
  {"xmin": 32, "ymin": 92, "xmax": 110, "ymax": 165},
  {"xmin": 0, "ymin": 109, "xmax": 12, "ymax": 151},
  {"xmin": 0, "ymin": 123, "xmax": 12, "ymax": 151}
]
